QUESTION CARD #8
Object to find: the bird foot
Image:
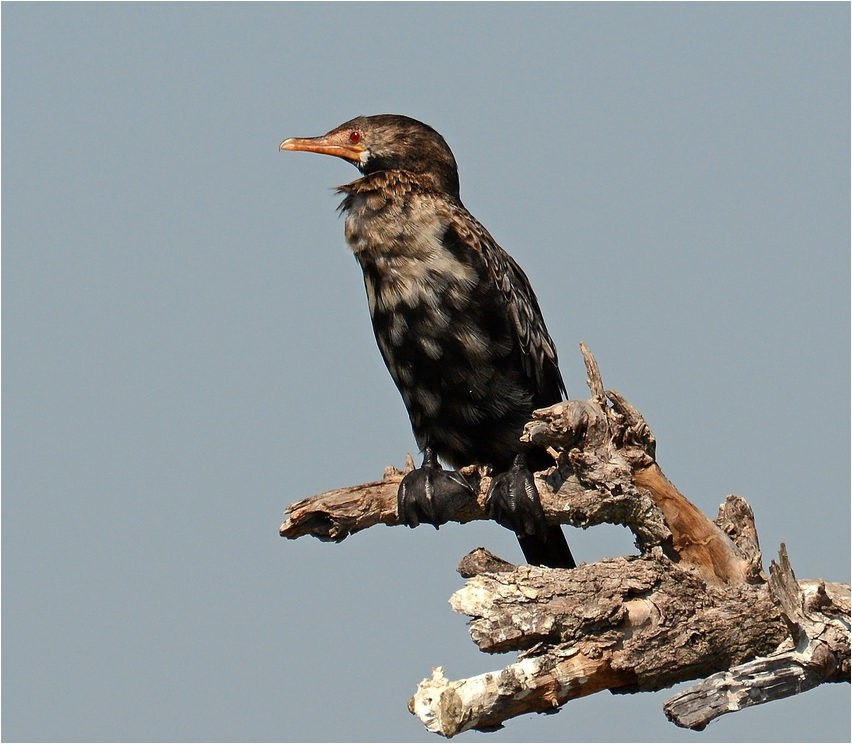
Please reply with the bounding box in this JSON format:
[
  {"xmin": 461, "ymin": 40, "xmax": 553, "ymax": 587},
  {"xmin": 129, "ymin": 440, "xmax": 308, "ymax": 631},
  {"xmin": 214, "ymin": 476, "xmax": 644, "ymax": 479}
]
[
  {"xmin": 398, "ymin": 448, "xmax": 475, "ymax": 529},
  {"xmin": 485, "ymin": 454, "xmax": 549, "ymax": 542}
]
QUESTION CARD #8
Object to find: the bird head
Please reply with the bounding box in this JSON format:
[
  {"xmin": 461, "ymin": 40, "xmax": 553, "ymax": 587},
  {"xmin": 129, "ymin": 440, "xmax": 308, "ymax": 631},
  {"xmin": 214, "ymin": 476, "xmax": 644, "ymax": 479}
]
[{"xmin": 280, "ymin": 114, "xmax": 460, "ymax": 199}]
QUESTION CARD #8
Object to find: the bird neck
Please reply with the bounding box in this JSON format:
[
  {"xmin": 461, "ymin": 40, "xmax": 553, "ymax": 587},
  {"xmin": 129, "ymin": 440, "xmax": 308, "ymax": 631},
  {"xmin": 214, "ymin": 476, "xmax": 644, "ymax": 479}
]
[{"xmin": 339, "ymin": 169, "xmax": 461, "ymax": 204}]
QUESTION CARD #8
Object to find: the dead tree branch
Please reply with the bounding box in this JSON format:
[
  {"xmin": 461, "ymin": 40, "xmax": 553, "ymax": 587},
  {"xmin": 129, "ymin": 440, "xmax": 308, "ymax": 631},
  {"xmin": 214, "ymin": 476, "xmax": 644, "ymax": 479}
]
[{"xmin": 281, "ymin": 344, "xmax": 849, "ymax": 736}]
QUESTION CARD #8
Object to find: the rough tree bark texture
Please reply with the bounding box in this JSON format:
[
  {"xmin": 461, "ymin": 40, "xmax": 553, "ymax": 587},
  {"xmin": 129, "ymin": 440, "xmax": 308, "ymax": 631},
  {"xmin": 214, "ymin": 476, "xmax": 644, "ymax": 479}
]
[{"xmin": 281, "ymin": 344, "xmax": 850, "ymax": 736}]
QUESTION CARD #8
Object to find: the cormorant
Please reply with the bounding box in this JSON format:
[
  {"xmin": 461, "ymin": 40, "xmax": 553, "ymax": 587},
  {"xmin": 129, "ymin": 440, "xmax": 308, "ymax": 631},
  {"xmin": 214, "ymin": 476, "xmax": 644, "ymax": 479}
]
[{"xmin": 281, "ymin": 114, "xmax": 575, "ymax": 569}]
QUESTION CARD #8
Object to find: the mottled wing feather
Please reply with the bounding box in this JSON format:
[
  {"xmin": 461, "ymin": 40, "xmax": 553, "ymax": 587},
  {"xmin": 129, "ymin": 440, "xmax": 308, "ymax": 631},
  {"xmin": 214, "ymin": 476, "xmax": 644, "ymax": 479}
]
[{"xmin": 447, "ymin": 209, "xmax": 567, "ymax": 407}]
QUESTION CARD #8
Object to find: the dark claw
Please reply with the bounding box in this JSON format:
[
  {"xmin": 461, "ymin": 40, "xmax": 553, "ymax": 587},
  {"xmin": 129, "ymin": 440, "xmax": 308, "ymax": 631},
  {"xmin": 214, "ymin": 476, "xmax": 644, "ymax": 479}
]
[
  {"xmin": 485, "ymin": 453, "xmax": 548, "ymax": 542},
  {"xmin": 398, "ymin": 447, "xmax": 475, "ymax": 529}
]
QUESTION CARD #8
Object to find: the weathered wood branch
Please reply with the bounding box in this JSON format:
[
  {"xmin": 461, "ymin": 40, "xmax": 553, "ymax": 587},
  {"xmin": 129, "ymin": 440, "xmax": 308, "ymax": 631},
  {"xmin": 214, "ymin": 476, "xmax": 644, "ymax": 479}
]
[
  {"xmin": 663, "ymin": 546, "xmax": 850, "ymax": 730},
  {"xmin": 281, "ymin": 344, "xmax": 849, "ymax": 736},
  {"xmin": 409, "ymin": 544, "xmax": 849, "ymax": 736}
]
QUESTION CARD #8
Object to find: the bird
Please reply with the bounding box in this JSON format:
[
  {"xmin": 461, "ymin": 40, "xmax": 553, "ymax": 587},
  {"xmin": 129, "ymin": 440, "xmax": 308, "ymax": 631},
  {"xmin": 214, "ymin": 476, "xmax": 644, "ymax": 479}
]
[{"xmin": 280, "ymin": 114, "xmax": 575, "ymax": 569}]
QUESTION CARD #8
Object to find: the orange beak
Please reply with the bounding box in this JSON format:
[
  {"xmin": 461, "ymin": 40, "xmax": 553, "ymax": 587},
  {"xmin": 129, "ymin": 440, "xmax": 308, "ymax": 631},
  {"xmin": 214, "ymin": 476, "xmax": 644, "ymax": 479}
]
[{"xmin": 279, "ymin": 135, "xmax": 365, "ymax": 163}]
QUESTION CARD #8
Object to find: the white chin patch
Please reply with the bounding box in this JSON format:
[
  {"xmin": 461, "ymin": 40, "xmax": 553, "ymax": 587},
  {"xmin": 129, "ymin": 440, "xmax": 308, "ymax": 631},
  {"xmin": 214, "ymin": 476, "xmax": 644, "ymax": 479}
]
[{"xmin": 359, "ymin": 150, "xmax": 372, "ymax": 165}]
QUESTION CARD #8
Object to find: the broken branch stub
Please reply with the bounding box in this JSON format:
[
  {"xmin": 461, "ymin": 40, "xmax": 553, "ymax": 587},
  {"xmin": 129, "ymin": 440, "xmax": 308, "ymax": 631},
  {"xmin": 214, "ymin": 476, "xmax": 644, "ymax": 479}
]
[
  {"xmin": 280, "ymin": 344, "xmax": 849, "ymax": 736},
  {"xmin": 663, "ymin": 545, "xmax": 850, "ymax": 730}
]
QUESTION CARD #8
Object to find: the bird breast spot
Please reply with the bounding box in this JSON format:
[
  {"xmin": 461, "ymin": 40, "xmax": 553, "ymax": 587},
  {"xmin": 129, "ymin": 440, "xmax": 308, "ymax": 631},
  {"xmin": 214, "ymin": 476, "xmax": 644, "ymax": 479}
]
[
  {"xmin": 388, "ymin": 312, "xmax": 408, "ymax": 346},
  {"xmin": 417, "ymin": 335, "xmax": 443, "ymax": 360},
  {"xmin": 390, "ymin": 360, "xmax": 413, "ymax": 386},
  {"xmin": 364, "ymin": 275, "xmax": 378, "ymax": 314},
  {"xmin": 414, "ymin": 387, "xmax": 442, "ymax": 417},
  {"xmin": 454, "ymin": 325, "xmax": 490, "ymax": 360}
]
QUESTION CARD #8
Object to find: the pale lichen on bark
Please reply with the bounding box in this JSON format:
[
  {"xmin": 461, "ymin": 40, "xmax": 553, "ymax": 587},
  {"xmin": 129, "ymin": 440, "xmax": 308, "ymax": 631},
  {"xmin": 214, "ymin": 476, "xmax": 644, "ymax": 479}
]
[{"xmin": 281, "ymin": 344, "xmax": 849, "ymax": 736}]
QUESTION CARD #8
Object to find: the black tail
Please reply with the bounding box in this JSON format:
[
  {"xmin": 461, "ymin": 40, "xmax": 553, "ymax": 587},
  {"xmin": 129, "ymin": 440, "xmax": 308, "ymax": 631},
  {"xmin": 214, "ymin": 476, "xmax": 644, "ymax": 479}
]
[{"xmin": 517, "ymin": 525, "xmax": 576, "ymax": 569}]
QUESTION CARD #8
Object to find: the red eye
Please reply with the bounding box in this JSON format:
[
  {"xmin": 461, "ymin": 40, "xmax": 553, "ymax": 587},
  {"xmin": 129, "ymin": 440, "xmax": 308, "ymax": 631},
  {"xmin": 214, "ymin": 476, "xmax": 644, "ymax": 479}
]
[{"xmin": 349, "ymin": 131, "xmax": 361, "ymax": 144}]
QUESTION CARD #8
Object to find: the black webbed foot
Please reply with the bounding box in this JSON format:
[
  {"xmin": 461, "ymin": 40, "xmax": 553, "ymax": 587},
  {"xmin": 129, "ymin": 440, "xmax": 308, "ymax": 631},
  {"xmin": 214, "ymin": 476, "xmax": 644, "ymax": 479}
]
[
  {"xmin": 397, "ymin": 447, "xmax": 475, "ymax": 529},
  {"xmin": 485, "ymin": 453, "xmax": 549, "ymax": 542},
  {"xmin": 487, "ymin": 453, "xmax": 576, "ymax": 568}
]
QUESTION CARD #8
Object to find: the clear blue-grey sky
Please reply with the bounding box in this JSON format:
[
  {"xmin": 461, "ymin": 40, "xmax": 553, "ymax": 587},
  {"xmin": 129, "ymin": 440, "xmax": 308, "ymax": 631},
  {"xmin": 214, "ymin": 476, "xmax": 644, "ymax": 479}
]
[{"xmin": 3, "ymin": 3, "xmax": 849, "ymax": 742}]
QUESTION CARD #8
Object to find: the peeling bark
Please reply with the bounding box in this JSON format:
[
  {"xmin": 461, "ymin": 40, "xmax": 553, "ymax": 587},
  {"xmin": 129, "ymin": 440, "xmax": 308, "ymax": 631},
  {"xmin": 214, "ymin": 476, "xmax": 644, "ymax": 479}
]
[
  {"xmin": 663, "ymin": 546, "xmax": 850, "ymax": 730},
  {"xmin": 281, "ymin": 344, "xmax": 850, "ymax": 736}
]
